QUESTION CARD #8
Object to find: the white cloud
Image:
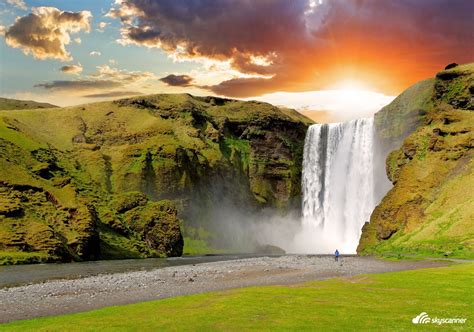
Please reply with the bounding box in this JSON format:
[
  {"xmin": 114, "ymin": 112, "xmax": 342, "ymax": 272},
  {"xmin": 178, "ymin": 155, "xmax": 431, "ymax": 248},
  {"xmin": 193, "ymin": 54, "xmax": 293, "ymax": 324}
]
[
  {"xmin": 97, "ymin": 21, "xmax": 109, "ymax": 32},
  {"xmin": 6, "ymin": 0, "xmax": 27, "ymax": 11},
  {"xmin": 90, "ymin": 51, "xmax": 101, "ymax": 56},
  {"xmin": 4, "ymin": 7, "xmax": 91, "ymax": 61}
]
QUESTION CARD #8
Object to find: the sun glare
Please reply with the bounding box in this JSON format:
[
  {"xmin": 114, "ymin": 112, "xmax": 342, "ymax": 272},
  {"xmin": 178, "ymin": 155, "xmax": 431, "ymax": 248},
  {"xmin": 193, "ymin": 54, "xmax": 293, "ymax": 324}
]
[
  {"xmin": 250, "ymin": 85, "xmax": 396, "ymax": 123},
  {"xmin": 331, "ymin": 79, "xmax": 370, "ymax": 92}
]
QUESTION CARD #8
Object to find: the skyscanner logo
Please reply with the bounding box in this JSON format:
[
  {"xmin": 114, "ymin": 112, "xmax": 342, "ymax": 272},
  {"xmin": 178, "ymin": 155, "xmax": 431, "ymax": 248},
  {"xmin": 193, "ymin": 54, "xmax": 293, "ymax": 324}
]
[
  {"xmin": 412, "ymin": 312, "xmax": 467, "ymax": 325},
  {"xmin": 412, "ymin": 312, "xmax": 431, "ymax": 324}
]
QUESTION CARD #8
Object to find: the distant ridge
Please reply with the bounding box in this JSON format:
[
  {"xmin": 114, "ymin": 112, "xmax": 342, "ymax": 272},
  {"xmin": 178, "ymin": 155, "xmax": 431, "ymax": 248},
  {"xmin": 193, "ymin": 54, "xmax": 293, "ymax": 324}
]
[{"xmin": 0, "ymin": 97, "xmax": 58, "ymax": 110}]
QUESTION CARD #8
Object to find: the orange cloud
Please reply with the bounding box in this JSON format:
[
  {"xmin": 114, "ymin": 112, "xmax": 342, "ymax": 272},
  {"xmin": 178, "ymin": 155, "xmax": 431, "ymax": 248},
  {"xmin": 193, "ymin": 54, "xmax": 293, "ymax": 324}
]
[{"xmin": 109, "ymin": 0, "xmax": 474, "ymax": 97}]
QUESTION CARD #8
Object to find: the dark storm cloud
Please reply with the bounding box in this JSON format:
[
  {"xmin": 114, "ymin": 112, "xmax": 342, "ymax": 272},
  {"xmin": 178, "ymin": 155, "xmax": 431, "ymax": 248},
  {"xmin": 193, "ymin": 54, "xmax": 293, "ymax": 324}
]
[
  {"xmin": 159, "ymin": 74, "xmax": 194, "ymax": 87},
  {"xmin": 109, "ymin": 0, "xmax": 474, "ymax": 96},
  {"xmin": 108, "ymin": 0, "xmax": 309, "ymax": 55}
]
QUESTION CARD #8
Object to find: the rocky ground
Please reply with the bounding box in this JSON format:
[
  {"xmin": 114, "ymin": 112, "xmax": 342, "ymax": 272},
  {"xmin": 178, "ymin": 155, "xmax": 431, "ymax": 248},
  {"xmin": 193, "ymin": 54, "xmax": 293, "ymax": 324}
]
[{"xmin": 0, "ymin": 255, "xmax": 450, "ymax": 323}]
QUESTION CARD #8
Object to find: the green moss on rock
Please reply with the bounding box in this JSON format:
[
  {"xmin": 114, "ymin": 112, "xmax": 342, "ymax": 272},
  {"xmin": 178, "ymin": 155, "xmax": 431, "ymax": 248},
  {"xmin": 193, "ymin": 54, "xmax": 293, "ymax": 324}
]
[
  {"xmin": 0, "ymin": 94, "xmax": 311, "ymax": 264},
  {"xmin": 358, "ymin": 63, "xmax": 474, "ymax": 259},
  {"xmin": 124, "ymin": 200, "xmax": 183, "ymax": 257}
]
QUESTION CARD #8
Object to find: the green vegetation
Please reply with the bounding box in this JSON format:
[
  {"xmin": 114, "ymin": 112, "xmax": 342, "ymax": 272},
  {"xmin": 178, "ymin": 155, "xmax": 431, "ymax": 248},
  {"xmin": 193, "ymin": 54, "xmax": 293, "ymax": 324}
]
[
  {"xmin": 359, "ymin": 63, "xmax": 474, "ymax": 259},
  {"xmin": 182, "ymin": 226, "xmax": 218, "ymax": 255},
  {"xmin": 0, "ymin": 251, "xmax": 49, "ymax": 265},
  {"xmin": 0, "ymin": 94, "xmax": 312, "ymax": 264},
  {"xmin": 374, "ymin": 78, "xmax": 434, "ymax": 152},
  {"xmin": 2, "ymin": 263, "xmax": 472, "ymax": 331},
  {"xmin": 182, "ymin": 237, "xmax": 230, "ymax": 255},
  {"xmin": 0, "ymin": 98, "xmax": 58, "ymax": 111}
]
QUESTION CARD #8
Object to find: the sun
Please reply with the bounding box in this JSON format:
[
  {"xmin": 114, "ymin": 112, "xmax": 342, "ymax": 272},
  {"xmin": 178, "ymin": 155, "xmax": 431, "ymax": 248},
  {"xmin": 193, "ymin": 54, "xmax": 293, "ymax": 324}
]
[{"xmin": 331, "ymin": 79, "xmax": 370, "ymax": 92}]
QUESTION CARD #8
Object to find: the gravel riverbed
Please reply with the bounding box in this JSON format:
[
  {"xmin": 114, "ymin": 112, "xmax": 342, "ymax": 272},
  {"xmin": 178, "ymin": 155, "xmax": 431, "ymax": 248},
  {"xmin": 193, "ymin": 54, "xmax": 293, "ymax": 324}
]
[{"xmin": 0, "ymin": 255, "xmax": 448, "ymax": 323}]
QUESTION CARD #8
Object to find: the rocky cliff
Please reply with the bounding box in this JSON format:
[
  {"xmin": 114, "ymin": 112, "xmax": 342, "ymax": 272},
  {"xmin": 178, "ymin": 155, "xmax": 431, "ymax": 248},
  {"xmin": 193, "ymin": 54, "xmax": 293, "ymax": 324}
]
[
  {"xmin": 358, "ymin": 63, "xmax": 474, "ymax": 259},
  {"xmin": 0, "ymin": 94, "xmax": 311, "ymax": 264}
]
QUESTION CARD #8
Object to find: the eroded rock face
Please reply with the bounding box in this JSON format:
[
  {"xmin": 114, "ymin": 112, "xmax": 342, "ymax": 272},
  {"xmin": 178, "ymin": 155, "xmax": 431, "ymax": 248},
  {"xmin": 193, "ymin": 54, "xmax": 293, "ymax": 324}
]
[
  {"xmin": 0, "ymin": 94, "xmax": 311, "ymax": 264},
  {"xmin": 0, "ymin": 182, "xmax": 99, "ymax": 263},
  {"xmin": 358, "ymin": 63, "xmax": 474, "ymax": 258},
  {"xmin": 124, "ymin": 201, "xmax": 183, "ymax": 257},
  {"xmin": 110, "ymin": 97, "xmax": 309, "ymax": 210}
]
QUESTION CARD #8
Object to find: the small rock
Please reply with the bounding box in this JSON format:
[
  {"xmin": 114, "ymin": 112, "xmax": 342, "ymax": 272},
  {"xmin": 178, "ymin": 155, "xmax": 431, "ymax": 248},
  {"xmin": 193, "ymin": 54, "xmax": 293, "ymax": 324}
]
[{"xmin": 444, "ymin": 63, "xmax": 458, "ymax": 70}]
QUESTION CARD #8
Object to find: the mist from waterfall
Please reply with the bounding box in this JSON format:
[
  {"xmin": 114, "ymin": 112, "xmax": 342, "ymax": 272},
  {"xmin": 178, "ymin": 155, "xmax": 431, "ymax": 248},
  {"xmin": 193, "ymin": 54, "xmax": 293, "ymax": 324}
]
[{"xmin": 290, "ymin": 118, "xmax": 376, "ymax": 254}]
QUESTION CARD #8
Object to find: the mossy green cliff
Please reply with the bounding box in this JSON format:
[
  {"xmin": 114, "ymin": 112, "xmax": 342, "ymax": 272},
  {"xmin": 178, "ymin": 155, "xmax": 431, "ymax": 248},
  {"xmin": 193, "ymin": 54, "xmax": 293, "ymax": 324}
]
[
  {"xmin": 0, "ymin": 94, "xmax": 311, "ymax": 264},
  {"xmin": 358, "ymin": 63, "xmax": 474, "ymax": 259}
]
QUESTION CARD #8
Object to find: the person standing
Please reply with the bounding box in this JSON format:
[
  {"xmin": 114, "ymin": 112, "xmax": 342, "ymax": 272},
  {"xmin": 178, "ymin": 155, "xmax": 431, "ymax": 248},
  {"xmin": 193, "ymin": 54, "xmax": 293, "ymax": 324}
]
[{"xmin": 335, "ymin": 249, "xmax": 340, "ymax": 262}]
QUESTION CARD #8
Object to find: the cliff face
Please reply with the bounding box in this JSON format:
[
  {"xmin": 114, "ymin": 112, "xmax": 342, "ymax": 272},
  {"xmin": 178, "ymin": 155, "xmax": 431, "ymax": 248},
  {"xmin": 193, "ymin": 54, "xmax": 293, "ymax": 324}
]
[
  {"xmin": 372, "ymin": 78, "xmax": 435, "ymax": 199},
  {"xmin": 358, "ymin": 63, "xmax": 474, "ymax": 258},
  {"xmin": 0, "ymin": 94, "xmax": 311, "ymax": 264}
]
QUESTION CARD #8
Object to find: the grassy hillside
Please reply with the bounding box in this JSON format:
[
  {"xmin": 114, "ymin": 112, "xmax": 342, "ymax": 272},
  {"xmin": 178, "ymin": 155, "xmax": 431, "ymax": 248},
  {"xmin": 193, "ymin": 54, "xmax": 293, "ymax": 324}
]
[
  {"xmin": 0, "ymin": 98, "xmax": 57, "ymax": 110},
  {"xmin": 374, "ymin": 78, "xmax": 435, "ymax": 152},
  {"xmin": 359, "ymin": 63, "xmax": 474, "ymax": 259},
  {"xmin": 0, "ymin": 94, "xmax": 311, "ymax": 264},
  {"xmin": 2, "ymin": 263, "xmax": 472, "ymax": 330}
]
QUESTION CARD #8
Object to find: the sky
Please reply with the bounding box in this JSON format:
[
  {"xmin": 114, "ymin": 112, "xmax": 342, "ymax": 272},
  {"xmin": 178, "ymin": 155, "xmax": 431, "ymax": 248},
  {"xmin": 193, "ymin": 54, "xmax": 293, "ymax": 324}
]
[{"xmin": 0, "ymin": 0, "xmax": 473, "ymax": 120}]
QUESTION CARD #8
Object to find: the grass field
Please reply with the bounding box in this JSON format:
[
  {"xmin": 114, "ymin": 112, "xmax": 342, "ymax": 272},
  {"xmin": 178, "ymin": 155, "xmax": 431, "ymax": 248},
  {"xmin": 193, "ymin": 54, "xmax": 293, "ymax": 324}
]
[{"xmin": 2, "ymin": 263, "xmax": 472, "ymax": 331}]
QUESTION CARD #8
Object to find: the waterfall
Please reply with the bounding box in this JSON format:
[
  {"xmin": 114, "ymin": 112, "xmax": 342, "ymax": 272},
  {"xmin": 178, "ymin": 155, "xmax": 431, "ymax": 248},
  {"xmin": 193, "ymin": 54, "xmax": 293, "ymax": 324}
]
[{"xmin": 299, "ymin": 118, "xmax": 375, "ymax": 253}]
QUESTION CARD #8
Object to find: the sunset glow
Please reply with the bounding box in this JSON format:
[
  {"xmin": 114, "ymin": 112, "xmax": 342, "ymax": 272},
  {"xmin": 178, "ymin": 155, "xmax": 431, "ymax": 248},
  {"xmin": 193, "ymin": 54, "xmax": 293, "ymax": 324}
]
[
  {"xmin": 0, "ymin": 0, "xmax": 472, "ymax": 115},
  {"xmin": 253, "ymin": 89, "xmax": 395, "ymax": 122}
]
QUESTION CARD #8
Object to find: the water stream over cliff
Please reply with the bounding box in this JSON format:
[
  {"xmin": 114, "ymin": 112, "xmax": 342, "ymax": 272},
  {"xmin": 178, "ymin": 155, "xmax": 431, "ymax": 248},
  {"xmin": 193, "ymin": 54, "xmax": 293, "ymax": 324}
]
[{"xmin": 297, "ymin": 118, "xmax": 376, "ymax": 253}]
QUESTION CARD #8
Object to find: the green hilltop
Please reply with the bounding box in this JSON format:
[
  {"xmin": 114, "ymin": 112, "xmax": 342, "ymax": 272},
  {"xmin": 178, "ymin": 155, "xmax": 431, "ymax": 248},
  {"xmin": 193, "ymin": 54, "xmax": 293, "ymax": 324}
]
[
  {"xmin": 0, "ymin": 98, "xmax": 58, "ymax": 111},
  {"xmin": 0, "ymin": 94, "xmax": 312, "ymax": 264}
]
